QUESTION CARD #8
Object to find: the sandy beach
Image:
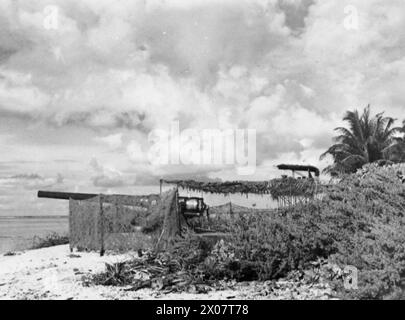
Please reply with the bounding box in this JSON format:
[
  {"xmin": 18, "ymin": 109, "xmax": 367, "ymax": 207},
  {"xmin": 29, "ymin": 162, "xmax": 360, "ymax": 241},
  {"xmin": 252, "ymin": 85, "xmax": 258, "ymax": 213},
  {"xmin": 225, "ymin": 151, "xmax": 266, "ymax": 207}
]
[{"xmin": 0, "ymin": 245, "xmax": 334, "ymax": 300}]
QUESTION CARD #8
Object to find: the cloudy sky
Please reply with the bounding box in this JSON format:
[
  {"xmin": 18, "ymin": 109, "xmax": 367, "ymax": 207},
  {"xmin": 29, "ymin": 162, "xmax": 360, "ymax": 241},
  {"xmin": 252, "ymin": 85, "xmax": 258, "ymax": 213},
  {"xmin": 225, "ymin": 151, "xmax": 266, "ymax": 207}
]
[{"xmin": 1, "ymin": 0, "xmax": 405, "ymax": 215}]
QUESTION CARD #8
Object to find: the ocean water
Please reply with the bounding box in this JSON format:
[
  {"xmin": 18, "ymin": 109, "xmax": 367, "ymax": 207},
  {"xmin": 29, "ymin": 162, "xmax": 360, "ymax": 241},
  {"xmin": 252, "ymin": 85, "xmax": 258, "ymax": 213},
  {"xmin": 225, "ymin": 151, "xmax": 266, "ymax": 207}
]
[{"xmin": 0, "ymin": 216, "xmax": 69, "ymax": 254}]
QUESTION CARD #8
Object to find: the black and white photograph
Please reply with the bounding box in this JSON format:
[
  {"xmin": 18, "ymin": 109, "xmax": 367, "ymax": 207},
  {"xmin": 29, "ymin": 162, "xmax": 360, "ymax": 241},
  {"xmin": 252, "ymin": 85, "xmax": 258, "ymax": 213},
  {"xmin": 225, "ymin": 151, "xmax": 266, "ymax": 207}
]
[{"xmin": 0, "ymin": 0, "xmax": 405, "ymax": 303}]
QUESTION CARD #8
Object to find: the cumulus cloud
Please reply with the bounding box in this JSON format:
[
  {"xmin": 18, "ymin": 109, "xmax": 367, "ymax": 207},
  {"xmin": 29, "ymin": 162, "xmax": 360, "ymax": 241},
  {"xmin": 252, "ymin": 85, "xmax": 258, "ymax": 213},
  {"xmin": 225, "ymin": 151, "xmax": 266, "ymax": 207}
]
[
  {"xmin": 127, "ymin": 140, "xmax": 148, "ymax": 164},
  {"xmin": 1, "ymin": 0, "xmax": 405, "ymax": 214},
  {"xmin": 95, "ymin": 133, "xmax": 123, "ymax": 149},
  {"xmin": 89, "ymin": 157, "xmax": 127, "ymax": 188},
  {"xmin": 0, "ymin": 69, "xmax": 50, "ymax": 114},
  {"xmin": 0, "ymin": 173, "xmax": 64, "ymax": 190}
]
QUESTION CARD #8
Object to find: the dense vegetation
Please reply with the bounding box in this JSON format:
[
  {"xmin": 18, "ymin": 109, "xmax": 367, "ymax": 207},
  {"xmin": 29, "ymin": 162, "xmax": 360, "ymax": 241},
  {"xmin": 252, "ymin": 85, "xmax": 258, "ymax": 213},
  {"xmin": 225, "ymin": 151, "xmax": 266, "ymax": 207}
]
[{"xmin": 325, "ymin": 164, "xmax": 405, "ymax": 299}]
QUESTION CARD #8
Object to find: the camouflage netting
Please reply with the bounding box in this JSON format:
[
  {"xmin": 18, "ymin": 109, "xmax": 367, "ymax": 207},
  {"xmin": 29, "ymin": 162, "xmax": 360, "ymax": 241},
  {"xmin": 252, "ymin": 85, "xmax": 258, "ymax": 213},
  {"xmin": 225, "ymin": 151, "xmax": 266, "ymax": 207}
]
[
  {"xmin": 164, "ymin": 178, "xmax": 324, "ymax": 208},
  {"xmin": 69, "ymin": 196, "xmax": 101, "ymax": 252},
  {"xmin": 69, "ymin": 189, "xmax": 180, "ymax": 254},
  {"xmin": 208, "ymin": 202, "xmax": 272, "ymax": 219}
]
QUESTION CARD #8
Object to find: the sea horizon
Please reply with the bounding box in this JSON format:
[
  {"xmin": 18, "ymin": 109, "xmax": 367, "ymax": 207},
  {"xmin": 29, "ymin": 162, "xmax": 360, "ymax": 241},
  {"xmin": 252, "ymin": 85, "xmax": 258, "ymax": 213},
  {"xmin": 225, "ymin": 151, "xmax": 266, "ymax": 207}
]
[
  {"xmin": 0, "ymin": 215, "xmax": 68, "ymax": 219},
  {"xmin": 0, "ymin": 216, "xmax": 69, "ymax": 254}
]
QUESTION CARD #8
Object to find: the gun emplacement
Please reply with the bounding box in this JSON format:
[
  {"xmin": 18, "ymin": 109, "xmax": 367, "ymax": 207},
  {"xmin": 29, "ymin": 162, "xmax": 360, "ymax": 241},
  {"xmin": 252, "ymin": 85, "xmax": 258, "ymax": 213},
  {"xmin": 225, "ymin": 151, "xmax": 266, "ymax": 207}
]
[{"xmin": 37, "ymin": 190, "xmax": 97, "ymax": 201}]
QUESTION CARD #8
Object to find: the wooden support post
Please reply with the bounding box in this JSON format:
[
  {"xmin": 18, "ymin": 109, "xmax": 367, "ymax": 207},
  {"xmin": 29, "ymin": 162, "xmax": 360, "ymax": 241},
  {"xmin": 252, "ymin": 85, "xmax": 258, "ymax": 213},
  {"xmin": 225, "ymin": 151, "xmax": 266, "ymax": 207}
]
[
  {"xmin": 68, "ymin": 198, "xmax": 73, "ymax": 253},
  {"xmin": 99, "ymin": 194, "xmax": 105, "ymax": 257},
  {"xmin": 160, "ymin": 179, "xmax": 163, "ymax": 196}
]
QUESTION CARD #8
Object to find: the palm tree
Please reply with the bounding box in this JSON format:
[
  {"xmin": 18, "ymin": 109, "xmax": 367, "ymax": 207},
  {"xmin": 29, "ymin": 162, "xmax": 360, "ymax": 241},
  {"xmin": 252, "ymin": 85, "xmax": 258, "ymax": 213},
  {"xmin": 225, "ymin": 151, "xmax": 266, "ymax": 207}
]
[
  {"xmin": 320, "ymin": 105, "xmax": 401, "ymax": 175},
  {"xmin": 385, "ymin": 120, "xmax": 405, "ymax": 162}
]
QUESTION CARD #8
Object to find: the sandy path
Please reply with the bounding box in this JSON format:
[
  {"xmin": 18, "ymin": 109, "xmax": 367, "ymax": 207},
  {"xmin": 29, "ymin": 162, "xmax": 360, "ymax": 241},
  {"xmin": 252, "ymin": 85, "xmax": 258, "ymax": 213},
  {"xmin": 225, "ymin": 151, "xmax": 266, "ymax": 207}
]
[{"xmin": 0, "ymin": 245, "xmax": 334, "ymax": 300}]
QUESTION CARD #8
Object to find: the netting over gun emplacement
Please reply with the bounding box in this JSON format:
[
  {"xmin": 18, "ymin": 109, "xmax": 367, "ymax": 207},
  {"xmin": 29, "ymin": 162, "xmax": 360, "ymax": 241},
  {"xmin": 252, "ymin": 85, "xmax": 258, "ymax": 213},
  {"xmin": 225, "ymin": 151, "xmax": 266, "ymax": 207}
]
[{"xmin": 69, "ymin": 190, "xmax": 178, "ymax": 254}]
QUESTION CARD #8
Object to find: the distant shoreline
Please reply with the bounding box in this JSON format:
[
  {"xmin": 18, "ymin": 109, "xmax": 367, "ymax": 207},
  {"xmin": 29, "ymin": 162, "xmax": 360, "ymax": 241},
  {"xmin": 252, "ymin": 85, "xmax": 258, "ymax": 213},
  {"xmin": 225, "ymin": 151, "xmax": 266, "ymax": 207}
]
[{"xmin": 0, "ymin": 216, "xmax": 68, "ymax": 219}]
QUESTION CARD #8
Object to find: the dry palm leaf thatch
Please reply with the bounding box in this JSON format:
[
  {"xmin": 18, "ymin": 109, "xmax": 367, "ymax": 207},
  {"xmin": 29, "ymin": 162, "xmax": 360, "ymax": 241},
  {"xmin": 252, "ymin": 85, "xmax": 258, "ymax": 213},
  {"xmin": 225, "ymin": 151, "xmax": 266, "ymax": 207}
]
[
  {"xmin": 268, "ymin": 177, "xmax": 319, "ymax": 200},
  {"xmin": 163, "ymin": 178, "xmax": 320, "ymax": 200},
  {"xmin": 163, "ymin": 180, "xmax": 271, "ymax": 195},
  {"xmin": 91, "ymin": 250, "xmax": 214, "ymax": 293}
]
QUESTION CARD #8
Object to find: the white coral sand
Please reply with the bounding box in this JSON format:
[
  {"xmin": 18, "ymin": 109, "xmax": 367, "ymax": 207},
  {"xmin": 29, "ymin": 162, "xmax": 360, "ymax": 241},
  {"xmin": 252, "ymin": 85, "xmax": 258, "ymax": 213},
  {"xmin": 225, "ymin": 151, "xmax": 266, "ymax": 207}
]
[
  {"xmin": 0, "ymin": 245, "xmax": 134, "ymax": 299},
  {"xmin": 0, "ymin": 245, "xmax": 334, "ymax": 300}
]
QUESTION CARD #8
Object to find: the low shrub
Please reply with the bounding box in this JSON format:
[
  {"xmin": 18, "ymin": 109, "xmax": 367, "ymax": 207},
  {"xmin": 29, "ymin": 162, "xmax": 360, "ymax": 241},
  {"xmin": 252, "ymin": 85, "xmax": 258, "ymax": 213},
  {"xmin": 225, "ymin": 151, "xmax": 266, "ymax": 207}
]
[
  {"xmin": 170, "ymin": 205, "xmax": 340, "ymax": 282},
  {"xmin": 91, "ymin": 262, "xmax": 130, "ymax": 286},
  {"xmin": 31, "ymin": 232, "xmax": 69, "ymax": 249},
  {"xmin": 223, "ymin": 210, "xmax": 336, "ymax": 281},
  {"xmin": 3, "ymin": 251, "xmax": 17, "ymax": 256}
]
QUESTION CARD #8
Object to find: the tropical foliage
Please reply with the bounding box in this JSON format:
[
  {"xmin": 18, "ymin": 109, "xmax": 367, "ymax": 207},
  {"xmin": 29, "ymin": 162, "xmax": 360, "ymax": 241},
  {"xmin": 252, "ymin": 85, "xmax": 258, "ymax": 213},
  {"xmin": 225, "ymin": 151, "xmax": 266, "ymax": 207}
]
[
  {"xmin": 321, "ymin": 105, "xmax": 404, "ymax": 175},
  {"xmin": 386, "ymin": 120, "xmax": 405, "ymax": 163}
]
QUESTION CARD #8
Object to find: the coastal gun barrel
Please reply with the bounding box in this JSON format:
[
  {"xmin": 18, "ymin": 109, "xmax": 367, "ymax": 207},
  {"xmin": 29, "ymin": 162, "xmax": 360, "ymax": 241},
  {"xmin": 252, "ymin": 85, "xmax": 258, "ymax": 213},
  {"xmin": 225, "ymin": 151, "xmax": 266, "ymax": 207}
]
[{"xmin": 38, "ymin": 190, "xmax": 97, "ymax": 201}]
